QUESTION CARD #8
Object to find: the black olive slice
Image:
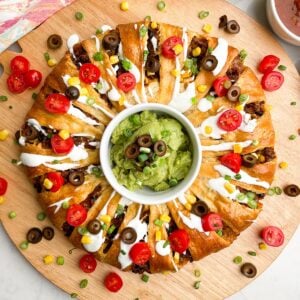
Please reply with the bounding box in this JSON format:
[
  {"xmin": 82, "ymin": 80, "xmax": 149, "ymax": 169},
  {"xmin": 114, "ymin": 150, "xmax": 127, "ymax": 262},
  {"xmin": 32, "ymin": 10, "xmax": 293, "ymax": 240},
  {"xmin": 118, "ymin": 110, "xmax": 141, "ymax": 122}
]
[
  {"xmin": 120, "ymin": 227, "xmax": 137, "ymax": 244},
  {"xmin": 283, "ymin": 184, "xmax": 300, "ymax": 197},
  {"xmin": 241, "ymin": 263, "xmax": 257, "ymax": 278},
  {"xmin": 87, "ymin": 219, "xmax": 101, "ymax": 234},
  {"xmin": 191, "ymin": 200, "xmax": 209, "ymax": 217},
  {"xmin": 153, "ymin": 140, "xmax": 167, "ymax": 156},
  {"xmin": 42, "ymin": 227, "xmax": 55, "ymax": 240},
  {"xmin": 227, "ymin": 86, "xmax": 241, "ymax": 102},
  {"xmin": 65, "ymin": 86, "xmax": 80, "ymax": 100},
  {"xmin": 47, "ymin": 34, "xmax": 63, "ymax": 50},
  {"xmin": 137, "ymin": 134, "xmax": 152, "ymax": 147},
  {"xmin": 145, "ymin": 55, "xmax": 160, "ymax": 73},
  {"xmin": 201, "ymin": 55, "xmax": 218, "ymax": 71},
  {"xmin": 125, "ymin": 144, "xmax": 140, "ymax": 159},
  {"xmin": 226, "ymin": 20, "xmax": 240, "ymax": 34},
  {"xmin": 68, "ymin": 171, "xmax": 85, "ymax": 186},
  {"xmin": 102, "ymin": 31, "xmax": 120, "ymax": 51},
  {"xmin": 22, "ymin": 125, "xmax": 38, "ymax": 141},
  {"xmin": 242, "ymin": 154, "xmax": 258, "ymax": 168},
  {"xmin": 27, "ymin": 227, "xmax": 43, "ymax": 244},
  {"xmin": 219, "ymin": 15, "xmax": 228, "ymax": 28}
]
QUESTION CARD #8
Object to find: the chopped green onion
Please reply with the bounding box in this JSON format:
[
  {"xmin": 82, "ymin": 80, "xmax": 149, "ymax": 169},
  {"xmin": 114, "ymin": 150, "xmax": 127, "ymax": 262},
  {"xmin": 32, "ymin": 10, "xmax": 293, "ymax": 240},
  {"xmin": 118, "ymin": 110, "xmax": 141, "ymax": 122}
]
[
  {"xmin": 194, "ymin": 281, "xmax": 201, "ymax": 289},
  {"xmin": 154, "ymin": 219, "xmax": 163, "ymax": 227},
  {"xmin": 101, "ymin": 223, "xmax": 108, "ymax": 231},
  {"xmin": 206, "ymin": 95, "xmax": 215, "ymax": 102},
  {"xmin": 216, "ymin": 229, "xmax": 223, "ymax": 236},
  {"xmin": 290, "ymin": 101, "xmax": 296, "ymax": 106},
  {"xmin": 169, "ymin": 178, "xmax": 178, "ymax": 187},
  {"xmin": 11, "ymin": 159, "xmax": 18, "ymax": 164},
  {"xmin": 32, "ymin": 92, "xmax": 38, "ymax": 100},
  {"xmin": 77, "ymin": 227, "xmax": 88, "ymax": 235},
  {"xmin": 86, "ymin": 98, "xmax": 95, "ymax": 106},
  {"xmin": 116, "ymin": 204, "xmax": 124, "ymax": 216},
  {"xmin": 144, "ymin": 15, "xmax": 151, "ymax": 22},
  {"xmin": 75, "ymin": 11, "xmax": 84, "ymax": 21},
  {"xmin": 91, "ymin": 166, "xmax": 102, "ymax": 178},
  {"xmin": 234, "ymin": 174, "xmax": 242, "ymax": 180},
  {"xmin": 239, "ymin": 94, "xmax": 249, "ymax": 103},
  {"xmin": 47, "ymin": 133, "xmax": 53, "ymax": 139},
  {"xmin": 0, "ymin": 95, "xmax": 8, "ymax": 102},
  {"xmin": 239, "ymin": 49, "xmax": 248, "ymax": 61},
  {"xmin": 122, "ymin": 59, "xmax": 132, "ymax": 71},
  {"xmin": 8, "ymin": 211, "xmax": 16, "ymax": 219},
  {"xmin": 252, "ymin": 140, "xmax": 259, "ymax": 146},
  {"xmin": 96, "ymin": 28, "xmax": 103, "ymax": 35},
  {"xmin": 184, "ymin": 58, "xmax": 193, "ymax": 69},
  {"xmin": 80, "ymin": 279, "xmax": 88, "ymax": 288},
  {"xmin": 191, "ymin": 96, "xmax": 198, "ymax": 105},
  {"xmin": 237, "ymin": 193, "xmax": 246, "ymax": 201},
  {"xmin": 194, "ymin": 269, "xmax": 201, "ymax": 277},
  {"xmin": 143, "ymin": 49, "xmax": 149, "ymax": 62},
  {"xmin": 143, "ymin": 166, "xmax": 151, "ymax": 175},
  {"xmin": 70, "ymin": 293, "xmax": 78, "ymax": 299},
  {"xmin": 198, "ymin": 11, "xmax": 209, "ymax": 19},
  {"xmin": 207, "ymin": 47, "xmax": 213, "ymax": 54},
  {"xmin": 37, "ymin": 212, "xmax": 46, "ymax": 221},
  {"xmin": 289, "ymin": 134, "xmax": 296, "ymax": 140},
  {"xmin": 267, "ymin": 188, "xmax": 275, "ymax": 196},
  {"xmin": 93, "ymin": 52, "xmax": 103, "ymax": 61},
  {"xmin": 274, "ymin": 186, "xmax": 282, "ymax": 195},
  {"xmin": 44, "ymin": 52, "xmax": 50, "ymax": 62},
  {"xmin": 278, "ymin": 65, "xmax": 287, "ymax": 71},
  {"xmin": 157, "ymin": 1, "xmax": 166, "ymax": 11},
  {"xmin": 62, "ymin": 201, "xmax": 70, "ymax": 209},
  {"xmin": 20, "ymin": 241, "xmax": 29, "ymax": 250},
  {"xmin": 224, "ymin": 175, "xmax": 231, "ymax": 181},
  {"xmin": 248, "ymin": 251, "xmax": 257, "ymax": 256},
  {"xmin": 246, "ymin": 191, "xmax": 255, "ymax": 200},
  {"xmin": 56, "ymin": 256, "xmax": 65, "ymax": 265},
  {"xmin": 140, "ymin": 147, "xmax": 151, "ymax": 154},
  {"xmin": 233, "ymin": 256, "xmax": 242, "ymax": 264},
  {"xmin": 247, "ymin": 198, "xmax": 257, "ymax": 209},
  {"xmin": 139, "ymin": 25, "xmax": 148, "ymax": 38},
  {"xmin": 95, "ymin": 82, "xmax": 103, "ymax": 91},
  {"xmin": 120, "ymin": 249, "xmax": 126, "ymax": 255},
  {"xmin": 141, "ymin": 274, "xmax": 149, "ymax": 282},
  {"xmin": 138, "ymin": 153, "xmax": 148, "ymax": 162},
  {"xmin": 184, "ymin": 58, "xmax": 198, "ymax": 75},
  {"xmin": 107, "ymin": 224, "xmax": 116, "ymax": 235},
  {"xmin": 163, "ymin": 240, "xmax": 170, "ymax": 248}
]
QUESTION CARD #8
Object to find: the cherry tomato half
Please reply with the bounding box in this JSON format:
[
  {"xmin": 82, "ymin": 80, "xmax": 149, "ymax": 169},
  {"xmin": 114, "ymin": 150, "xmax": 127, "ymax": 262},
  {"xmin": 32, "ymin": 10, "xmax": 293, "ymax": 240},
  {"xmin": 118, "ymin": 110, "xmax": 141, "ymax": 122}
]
[
  {"xmin": 261, "ymin": 71, "xmax": 284, "ymax": 92},
  {"xmin": 7, "ymin": 72, "xmax": 27, "ymax": 94},
  {"xmin": 79, "ymin": 63, "xmax": 101, "ymax": 84},
  {"xmin": 220, "ymin": 153, "xmax": 242, "ymax": 173},
  {"xmin": 213, "ymin": 76, "xmax": 230, "ymax": 97},
  {"xmin": 0, "ymin": 177, "xmax": 8, "ymax": 196},
  {"xmin": 46, "ymin": 172, "xmax": 64, "ymax": 192},
  {"xmin": 50, "ymin": 134, "xmax": 74, "ymax": 155},
  {"xmin": 260, "ymin": 226, "xmax": 284, "ymax": 247},
  {"xmin": 10, "ymin": 55, "xmax": 30, "ymax": 74},
  {"xmin": 161, "ymin": 36, "xmax": 183, "ymax": 59},
  {"xmin": 201, "ymin": 213, "xmax": 223, "ymax": 231},
  {"xmin": 79, "ymin": 254, "xmax": 97, "ymax": 273},
  {"xmin": 217, "ymin": 109, "xmax": 242, "ymax": 132},
  {"xmin": 67, "ymin": 204, "xmax": 87, "ymax": 227},
  {"xmin": 117, "ymin": 72, "xmax": 136, "ymax": 92},
  {"xmin": 129, "ymin": 242, "xmax": 151, "ymax": 265},
  {"xmin": 44, "ymin": 94, "xmax": 70, "ymax": 114},
  {"xmin": 258, "ymin": 55, "xmax": 280, "ymax": 74},
  {"xmin": 169, "ymin": 229, "xmax": 190, "ymax": 254},
  {"xmin": 104, "ymin": 272, "xmax": 123, "ymax": 293},
  {"xmin": 25, "ymin": 69, "xmax": 42, "ymax": 88}
]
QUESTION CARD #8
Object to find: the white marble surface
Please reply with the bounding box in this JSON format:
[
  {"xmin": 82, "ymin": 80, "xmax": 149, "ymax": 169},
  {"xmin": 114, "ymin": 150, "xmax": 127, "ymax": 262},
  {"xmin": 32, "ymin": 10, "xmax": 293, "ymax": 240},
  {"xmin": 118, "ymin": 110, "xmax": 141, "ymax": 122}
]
[{"xmin": 0, "ymin": 0, "xmax": 299, "ymax": 299}]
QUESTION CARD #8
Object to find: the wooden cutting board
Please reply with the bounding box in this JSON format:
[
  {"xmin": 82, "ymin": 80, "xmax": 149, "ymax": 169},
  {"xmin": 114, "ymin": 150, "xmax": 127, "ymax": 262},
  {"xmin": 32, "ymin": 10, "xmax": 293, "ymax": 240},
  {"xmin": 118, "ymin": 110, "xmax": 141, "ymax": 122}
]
[{"xmin": 0, "ymin": 0, "xmax": 299, "ymax": 299}]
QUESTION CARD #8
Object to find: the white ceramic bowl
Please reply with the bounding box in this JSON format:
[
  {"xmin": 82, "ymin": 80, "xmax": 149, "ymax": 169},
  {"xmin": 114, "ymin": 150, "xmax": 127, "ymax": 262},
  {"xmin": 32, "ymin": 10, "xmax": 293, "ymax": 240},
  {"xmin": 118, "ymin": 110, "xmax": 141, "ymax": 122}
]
[
  {"xmin": 100, "ymin": 103, "xmax": 202, "ymax": 205},
  {"xmin": 266, "ymin": 0, "xmax": 300, "ymax": 46}
]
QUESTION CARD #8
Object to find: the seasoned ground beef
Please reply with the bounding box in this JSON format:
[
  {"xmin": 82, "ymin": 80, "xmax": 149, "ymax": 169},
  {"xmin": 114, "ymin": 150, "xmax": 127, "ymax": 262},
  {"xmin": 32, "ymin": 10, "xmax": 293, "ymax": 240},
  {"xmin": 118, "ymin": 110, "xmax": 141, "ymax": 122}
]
[
  {"xmin": 226, "ymin": 56, "xmax": 244, "ymax": 81},
  {"xmin": 81, "ymin": 185, "xmax": 102, "ymax": 210},
  {"xmin": 72, "ymin": 43, "xmax": 90, "ymax": 67},
  {"xmin": 62, "ymin": 222, "xmax": 74, "ymax": 237},
  {"xmin": 132, "ymin": 262, "xmax": 150, "ymax": 274},
  {"xmin": 244, "ymin": 101, "xmax": 265, "ymax": 118},
  {"xmin": 188, "ymin": 36, "xmax": 208, "ymax": 69},
  {"xmin": 261, "ymin": 147, "xmax": 276, "ymax": 162}
]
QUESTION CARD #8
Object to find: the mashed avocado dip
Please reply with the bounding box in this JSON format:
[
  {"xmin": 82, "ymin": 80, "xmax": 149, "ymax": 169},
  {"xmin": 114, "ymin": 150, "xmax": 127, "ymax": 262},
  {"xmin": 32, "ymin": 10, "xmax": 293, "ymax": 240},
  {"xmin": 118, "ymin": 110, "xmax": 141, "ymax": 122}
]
[{"xmin": 110, "ymin": 111, "xmax": 192, "ymax": 191}]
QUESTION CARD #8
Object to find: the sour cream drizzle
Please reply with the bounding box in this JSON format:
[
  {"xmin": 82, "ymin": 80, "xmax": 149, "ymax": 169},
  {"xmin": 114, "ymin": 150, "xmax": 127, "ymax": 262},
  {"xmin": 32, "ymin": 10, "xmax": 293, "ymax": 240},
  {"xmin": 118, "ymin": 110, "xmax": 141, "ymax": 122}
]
[
  {"xmin": 182, "ymin": 27, "xmax": 189, "ymax": 61},
  {"xmin": 155, "ymin": 240, "xmax": 171, "ymax": 256},
  {"xmin": 197, "ymin": 97, "xmax": 213, "ymax": 112},
  {"xmin": 68, "ymin": 105, "xmax": 100, "ymax": 126},
  {"xmin": 49, "ymin": 197, "xmax": 72, "ymax": 214},
  {"xmin": 202, "ymin": 140, "xmax": 253, "ymax": 152},
  {"xmin": 67, "ymin": 34, "xmax": 80, "ymax": 60},
  {"xmin": 211, "ymin": 38, "xmax": 228, "ymax": 76}
]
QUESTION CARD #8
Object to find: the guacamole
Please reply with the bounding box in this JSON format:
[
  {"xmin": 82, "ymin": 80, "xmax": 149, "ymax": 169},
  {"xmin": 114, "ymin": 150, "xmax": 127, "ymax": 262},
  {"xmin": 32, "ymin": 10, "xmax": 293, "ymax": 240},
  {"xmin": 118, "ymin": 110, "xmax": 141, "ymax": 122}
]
[{"xmin": 110, "ymin": 111, "xmax": 193, "ymax": 191}]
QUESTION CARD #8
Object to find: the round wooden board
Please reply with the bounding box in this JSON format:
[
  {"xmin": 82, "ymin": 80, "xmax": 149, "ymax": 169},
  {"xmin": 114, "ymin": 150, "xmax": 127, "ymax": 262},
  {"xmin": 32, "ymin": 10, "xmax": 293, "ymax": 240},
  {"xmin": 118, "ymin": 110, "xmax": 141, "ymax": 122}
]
[{"xmin": 0, "ymin": 0, "xmax": 299, "ymax": 299}]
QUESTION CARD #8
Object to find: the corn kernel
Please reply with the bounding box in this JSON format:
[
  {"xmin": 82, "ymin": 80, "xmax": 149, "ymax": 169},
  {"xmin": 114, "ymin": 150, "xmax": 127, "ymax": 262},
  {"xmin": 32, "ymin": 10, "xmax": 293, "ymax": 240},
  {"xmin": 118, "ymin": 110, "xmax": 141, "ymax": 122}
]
[
  {"xmin": 266, "ymin": 104, "xmax": 272, "ymax": 111},
  {"xmin": 162, "ymin": 271, "xmax": 170, "ymax": 275},
  {"xmin": 171, "ymin": 69, "xmax": 180, "ymax": 77},
  {"xmin": 233, "ymin": 144, "xmax": 242, "ymax": 154},
  {"xmin": 186, "ymin": 194, "xmax": 196, "ymax": 204},
  {"xmin": 151, "ymin": 21, "xmax": 158, "ymax": 29},
  {"xmin": 192, "ymin": 47, "xmax": 201, "ymax": 57},
  {"xmin": 43, "ymin": 255, "xmax": 54, "ymax": 265},
  {"xmin": 120, "ymin": 1, "xmax": 129, "ymax": 11},
  {"xmin": 47, "ymin": 58, "xmax": 57, "ymax": 67},
  {"xmin": 119, "ymin": 95, "xmax": 125, "ymax": 106},
  {"xmin": 224, "ymin": 182, "xmax": 235, "ymax": 194},
  {"xmin": 0, "ymin": 129, "xmax": 9, "ymax": 141},
  {"xmin": 155, "ymin": 230, "xmax": 162, "ymax": 241},
  {"xmin": 81, "ymin": 235, "xmax": 92, "ymax": 244},
  {"xmin": 109, "ymin": 55, "xmax": 119, "ymax": 65},
  {"xmin": 184, "ymin": 202, "xmax": 192, "ymax": 211},
  {"xmin": 0, "ymin": 196, "xmax": 5, "ymax": 205},
  {"xmin": 197, "ymin": 84, "xmax": 207, "ymax": 93},
  {"xmin": 202, "ymin": 24, "xmax": 212, "ymax": 33},
  {"xmin": 80, "ymin": 88, "xmax": 89, "ymax": 96},
  {"xmin": 279, "ymin": 161, "xmax": 288, "ymax": 169},
  {"xmin": 99, "ymin": 214, "xmax": 111, "ymax": 224},
  {"xmin": 172, "ymin": 44, "xmax": 183, "ymax": 55},
  {"xmin": 43, "ymin": 178, "xmax": 53, "ymax": 190},
  {"xmin": 181, "ymin": 70, "xmax": 192, "ymax": 79},
  {"xmin": 258, "ymin": 242, "xmax": 267, "ymax": 250},
  {"xmin": 174, "ymin": 252, "xmax": 180, "ymax": 264},
  {"xmin": 235, "ymin": 104, "xmax": 244, "ymax": 112},
  {"xmin": 160, "ymin": 214, "xmax": 171, "ymax": 223},
  {"xmin": 58, "ymin": 129, "xmax": 70, "ymax": 140},
  {"xmin": 68, "ymin": 76, "xmax": 80, "ymax": 86},
  {"xmin": 204, "ymin": 126, "xmax": 212, "ymax": 134}
]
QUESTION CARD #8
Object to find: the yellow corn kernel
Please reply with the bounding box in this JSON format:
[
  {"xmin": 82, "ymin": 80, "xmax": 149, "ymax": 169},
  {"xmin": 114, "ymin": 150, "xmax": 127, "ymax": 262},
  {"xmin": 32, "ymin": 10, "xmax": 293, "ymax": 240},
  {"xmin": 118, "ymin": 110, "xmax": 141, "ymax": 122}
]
[
  {"xmin": 81, "ymin": 235, "xmax": 92, "ymax": 244},
  {"xmin": 151, "ymin": 21, "xmax": 158, "ymax": 29},
  {"xmin": 43, "ymin": 178, "xmax": 53, "ymax": 190},
  {"xmin": 43, "ymin": 255, "xmax": 54, "ymax": 265},
  {"xmin": 0, "ymin": 196, "xmax": 5, "ymax": 205},
  {"xmin": 197, "ymin": 84, "xmax": 207, "ymax": 93},
  {"xmin": 171, "ymin": 69, "xmax": 180, "ymax": 77},
  {"xmin": 109, "ymin": 55, "xmax": 119, "ymax": 65},
  {"xmin": 192, "ymin": 47, "xmax": 201, "ymax": 57},
  {"xmin": 47, "ymin": 58, "xmax": 57, "ymax": 67},
  {"xmin": 235, "ymin": 104, "xmax": 244, "ymax": 112},
  {"xmin": 233, "ymin": 144, "xmax": 242, "ymax": 154},
  {"xmin": 155, "ymin": 230, "xmax": 162, "ymax": 241},
  {"xmin": 0, "ymin": 129, "xmax": 9, "ymax": 141},
  {"xmin": 224, "ymin": 182, "xmax": 235, "ymax": 194},
  {"xmin": 99, "ymin": 214, "xmax": 111, "ymax": 224},
  {"xmin": 160, "ymin": 214, "xmax": 171, "ymax": 223},
  {"xmin": 181, "ymin": 70, "xmax": 192, "ymax": 79},
  {"xmin": 68, "ymin": 76, "xmax": 80, "ymax": 86},
  {"xmin": 172, "ymin": 44, "xmax": 183, "ymax": 55},
  {"xmin": 80, "ymin": 88, "xmax": 89, "ymax": 96},
  {"xmin": 147, "ymin": 71, "xmax": 155, "ymax": 77},
  {"xmin": 186, "ymin": 194, "xmax": 196, "ymax": 204},
  {"xmin": 204, "ymin": 126, "xmax": 212, "ymax": 134},
  {"xmin": 258, "ymin": 242, "xmax": 267, "ymax": 250},
  {"xmin": 162, "ymin": 271, "xmax": 170, "ymax": 275},
  {"xmin": 120, "ymin": 1, "xmax": 129, "ymax": 11},
  {"xmin": 174, "ymin": 252, "xmax": 180, "ymax": 264},
  {"xmin": 119, "ymin": 95, "xmax": 125, "ymax": 106},
  {"xmin": 58, "ymin": 129, "xmax": 70, "ymax": 140},
  {"xmin": 184, "ymin": 202, "xmax": 192, "ymax": 211},
  {"xmin": 266, "ymin": 104, "xmax": 272, "ymax": 111},
  {"xmin": 202, "ymin": 24, "xmax": 212, "ymax": 34},
  {"xmin": 279, "ymin": 161, "xmax": 288, "ymax": 169}
]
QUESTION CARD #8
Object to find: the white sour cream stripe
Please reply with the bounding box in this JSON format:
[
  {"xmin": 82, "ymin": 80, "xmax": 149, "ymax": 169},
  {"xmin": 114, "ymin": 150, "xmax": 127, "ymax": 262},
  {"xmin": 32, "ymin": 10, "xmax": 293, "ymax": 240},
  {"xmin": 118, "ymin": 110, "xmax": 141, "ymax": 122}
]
[
  {"xmin": 202, "ymin": 140, "xmax": 253, "ymax": 152},
  {"xmin": 49, "ymin": 197, "xmax": 72, "ymax": 214},
  {"xmin": 198, "ymin": 97, "xmax": 213, "ymax": 112},
  {"xmin": 211, "ymin": 38, "xmax": 228, "ymax": 76},
  {"xmin": 208, "ymin": 177, "xmax": 240, "ymax": 200},
  {"xmin": 67, "ymin": 34, "xmax": 80, "ymax": 60},
  {"xmin": 155, "ymin": 240, "xmax": 171, "ymax": 256}
]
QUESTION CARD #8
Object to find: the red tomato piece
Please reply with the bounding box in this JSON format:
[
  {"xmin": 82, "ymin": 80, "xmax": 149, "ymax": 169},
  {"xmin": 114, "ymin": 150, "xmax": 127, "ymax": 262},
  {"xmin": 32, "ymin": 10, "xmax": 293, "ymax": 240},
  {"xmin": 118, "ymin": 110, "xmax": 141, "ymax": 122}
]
[
  {"xmin": 7, "ymin": 72, "xmax": 27, "ymax": 94},
  {"xmin": 220, "ymin": 153, "xmax": 242, "ymax": 173},
  {"xmin": 50, "ymin": 134, "xmax": 74, "ymax": 155},
  {"xmin": 46, "ymin": 172, "xmax": 64, "ymax": 192},
  {"xmin": 79, "ymin": 63, "xmax": 101, "ymax": 84},
  {"xmin": 161, "ymin": 36, "xmax": 183, "ymax": 59},
  {"xmin": 168, "ymin": 229, "xmax": 190, "ymax": 254},
  {"xmin": 261, "ymin": 71, "xmax": 284, "ymax": 92},
  {"xmin": 213, "ymin": 76, "xmax": 230, "ymax": 97},
  {"xmin": 67, "ymin": 204, "xmax": 87, "ymax": 227},
  {"xmin": 10, "ymin": 55, "xmax": 30, "ymax": 74},
  {"xmin": 129, "ymin": 242, "xmax": 151, "ymax": 265},
  {"xmin": 117, "ymin": 72, "xmax": 136, "ymax": 92},
  {"xmin": 104, "ymin": 272, "xmax": 123, "ymax": 293},
  {"xmin": 258, "ymin": 55, "xmax": 280, "ymax": 73},
  {"xmin": 261, "ymin": 226, "xmax": 284, "ymax": 247},
  {"xmin": 201, "ymin": 213, "xmax": 223, "ymax": 231},
  {"xmin": 44, "ymin": 94, "xmax": 70, "ymax": 114},
  {"xmin": 217, "ymin": 109, "xmax": 242, "ymax": 132},
  {"xmin": 25, "ymin": 69, "xmax": 42, "ymax": 88},
  {"xmin": 79, "ymin": 254, "xmax": 97, "ymax": 273},
  {"xmin": 0, "ymin": 177, "xmax": 8, "ymax": 196}
]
